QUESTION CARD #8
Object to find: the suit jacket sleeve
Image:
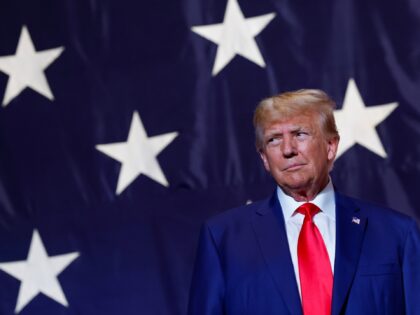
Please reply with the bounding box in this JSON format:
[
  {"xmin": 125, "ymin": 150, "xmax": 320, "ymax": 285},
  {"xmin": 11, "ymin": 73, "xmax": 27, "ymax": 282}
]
[
  {"xmin": 188, "ymin": 223, "xmax": 225, "ymax": 315},
  {"xmin": 403, "ymin": 220, "xmax": 420, "ymax": 315}
]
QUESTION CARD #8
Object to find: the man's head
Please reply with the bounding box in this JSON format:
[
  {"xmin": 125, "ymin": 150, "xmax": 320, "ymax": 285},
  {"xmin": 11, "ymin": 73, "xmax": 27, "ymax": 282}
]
[{"xmin": 254, "ymin": 89, "xmax": 340, "ymax": 201}]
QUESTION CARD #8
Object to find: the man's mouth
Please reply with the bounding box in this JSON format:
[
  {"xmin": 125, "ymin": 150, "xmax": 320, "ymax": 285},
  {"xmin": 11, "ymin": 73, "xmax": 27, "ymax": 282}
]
[{"xmin": 283, "ymin": 163, "xmax": 305, "ymax": 171}]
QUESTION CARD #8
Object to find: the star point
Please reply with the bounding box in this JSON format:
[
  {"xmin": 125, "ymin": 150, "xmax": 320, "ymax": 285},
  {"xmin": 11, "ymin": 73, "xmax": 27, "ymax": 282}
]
[
  {"xmin": 191, "ymin": 0, "xmax": 275, "ymax": 76},
  {"xmin": 96, "ymin": 111, "xmax": 178, "ymax": 194},
  {"xmin": 0, "ymin": 229, "xmax": 79, "ymax": 313},
  {"xmin": 0, "ymin": 25, "xmax": 64, "ymax": 106},
  {"xmin": 334, "ymin": 78, "xmax": 398, "ymax": 159}
]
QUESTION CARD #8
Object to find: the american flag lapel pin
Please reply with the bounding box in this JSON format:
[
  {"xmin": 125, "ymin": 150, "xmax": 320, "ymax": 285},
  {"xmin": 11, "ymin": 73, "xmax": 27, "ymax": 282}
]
[{"xmin": 352, "ymin": 216, "xmax": 361, "ymax": 224}]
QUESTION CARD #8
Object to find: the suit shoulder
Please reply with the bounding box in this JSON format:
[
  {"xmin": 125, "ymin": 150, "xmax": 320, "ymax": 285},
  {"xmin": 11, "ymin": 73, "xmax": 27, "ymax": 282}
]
[
  {"xmin": 205, "ymin": 198, "xmax": 269, "ymax": 229},
  {"xmin": 339, "ymin": 193, "xmax": 415, "ymax": 227}
]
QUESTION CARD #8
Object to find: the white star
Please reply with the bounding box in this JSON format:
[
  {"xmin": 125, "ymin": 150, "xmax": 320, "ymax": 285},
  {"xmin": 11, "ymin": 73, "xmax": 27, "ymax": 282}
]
[
  {"xmin": 0, "ymin": 25, "xmax": 64, "ymax": 106},
  {"xmin": 0, "ymin": 230, "xmax": 79, "ymax": 313},
  {"xmin": 96, "ymin": 111, "xmax": 178, "ymax": 194},
  {"xmin": 191, "ymin": 0, "xmax": 275, "ymax": 76},
  {"xmin": 334, "ymin": 78, "xmax": 398, "ymax": 159}
]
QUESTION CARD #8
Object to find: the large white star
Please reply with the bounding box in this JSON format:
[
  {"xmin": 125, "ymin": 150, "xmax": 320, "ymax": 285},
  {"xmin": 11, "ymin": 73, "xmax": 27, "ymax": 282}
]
[
  {"xmin": 96, "ymin": 111, "xmax": 178, "ymax": 194},
  {"xmin": 334, "ymin": 79, "xmax": 398, "ymax": 159},
  {"xmin": 0, "ymin": 230, "xmax": 79, "ymax": 313},
  {"xmin": 191, "ymin": 0, "xmax": 275, "ymax": 76},
  {"xmin": 0, "ymin": 25, "xmax": 64, "ymax": 106}
]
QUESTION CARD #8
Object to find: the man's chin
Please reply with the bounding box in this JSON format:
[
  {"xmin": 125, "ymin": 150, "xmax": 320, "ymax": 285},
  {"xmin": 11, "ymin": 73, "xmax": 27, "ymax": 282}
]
[
  {"xmin": 279, "ymin": 174, "xmax": 310, "ymax": 188},
  {"xmin": 279, "ymin": 178, "xmax": 313, "ymax": 194}
]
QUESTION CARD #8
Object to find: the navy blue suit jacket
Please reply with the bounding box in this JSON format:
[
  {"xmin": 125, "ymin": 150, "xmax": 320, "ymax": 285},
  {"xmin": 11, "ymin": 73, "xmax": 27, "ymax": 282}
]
[{"xmin": 188, "ymin": 191, "xmax": 420, "ymax": 315}]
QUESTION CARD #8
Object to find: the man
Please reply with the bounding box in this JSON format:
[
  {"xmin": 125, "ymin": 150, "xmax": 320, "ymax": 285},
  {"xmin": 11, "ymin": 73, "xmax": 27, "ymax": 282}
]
[{"xmin": 188, "ymin": 89, "xmax": 420, "ymax": 315}]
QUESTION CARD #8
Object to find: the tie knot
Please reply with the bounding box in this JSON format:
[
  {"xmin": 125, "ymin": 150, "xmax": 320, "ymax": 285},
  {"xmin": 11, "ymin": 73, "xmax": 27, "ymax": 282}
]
[{"xmin": 296, "ymin": 202, "xmax": 320, "ymax": 220}]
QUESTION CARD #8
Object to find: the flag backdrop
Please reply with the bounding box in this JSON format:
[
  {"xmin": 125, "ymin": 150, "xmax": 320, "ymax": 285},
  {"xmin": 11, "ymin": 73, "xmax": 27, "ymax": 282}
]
[{"xmin": 0, "ymin": 0, "xmax": 419, "ymax": 314}]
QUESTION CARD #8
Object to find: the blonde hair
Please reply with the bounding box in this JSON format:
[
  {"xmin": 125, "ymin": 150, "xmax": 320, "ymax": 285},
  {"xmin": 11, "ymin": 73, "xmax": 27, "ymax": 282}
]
[{"xmin": 253, "ymin": 89, "xmax": 339, "ymax": 150}]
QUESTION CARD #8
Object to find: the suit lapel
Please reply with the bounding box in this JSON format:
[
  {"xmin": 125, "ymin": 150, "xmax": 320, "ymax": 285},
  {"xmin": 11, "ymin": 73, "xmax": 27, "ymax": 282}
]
[
  {"xmin": 332, "ymin": 192, "xmax": 367, "ymax": 315},
  {"xmin": 252, "ymin": 194, "xmax": 303, "ymax": 315}
]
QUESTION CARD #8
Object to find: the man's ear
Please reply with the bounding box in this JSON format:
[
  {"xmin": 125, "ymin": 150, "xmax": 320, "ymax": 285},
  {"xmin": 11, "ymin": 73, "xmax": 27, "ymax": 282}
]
[
  {"xmin": 327, "ymin": 135, "xmax": 340, "ymax": 162},
  {"xmin": 259, "ymin": 149, "xmax": 270, "ymax": 172}
]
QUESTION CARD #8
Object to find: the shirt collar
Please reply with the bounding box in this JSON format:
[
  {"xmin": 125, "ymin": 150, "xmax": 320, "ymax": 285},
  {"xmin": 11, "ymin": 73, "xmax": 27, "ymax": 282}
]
[{"xmin": 276, "ymin": 179, "xmax": 336, "ymax": 221}]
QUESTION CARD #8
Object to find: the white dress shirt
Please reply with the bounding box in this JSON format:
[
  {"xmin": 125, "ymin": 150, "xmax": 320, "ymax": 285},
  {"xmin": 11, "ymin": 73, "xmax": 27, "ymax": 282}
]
[{"xmin": 276, "ymin": 180, "xmax": 336, "ymax": 298}]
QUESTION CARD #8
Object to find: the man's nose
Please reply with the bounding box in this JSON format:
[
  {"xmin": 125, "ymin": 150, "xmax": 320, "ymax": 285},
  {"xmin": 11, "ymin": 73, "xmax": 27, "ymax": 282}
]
[{"xmin": 282, "ymin": 136, "xmax": 297, "ymax": 158}]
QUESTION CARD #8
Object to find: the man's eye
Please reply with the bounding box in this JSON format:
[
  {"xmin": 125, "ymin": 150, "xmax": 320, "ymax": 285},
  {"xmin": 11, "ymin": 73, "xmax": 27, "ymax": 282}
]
[
  {"xmin": 296, "ymin": 132, "xmax": 308, "ymax": 138},
  {"xmin": 267, "ymin": 137, "xmax": 280, "ymax": 145}
]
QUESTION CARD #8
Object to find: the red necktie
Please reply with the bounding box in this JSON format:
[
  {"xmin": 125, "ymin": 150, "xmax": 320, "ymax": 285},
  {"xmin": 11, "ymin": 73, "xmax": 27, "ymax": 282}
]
[{"xmin": 297, "ymin": 203, "xmax": 333, "ymax": 315}]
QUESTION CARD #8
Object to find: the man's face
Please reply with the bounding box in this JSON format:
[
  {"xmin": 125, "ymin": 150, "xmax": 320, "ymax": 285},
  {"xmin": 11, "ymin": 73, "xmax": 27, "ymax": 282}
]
[{"xmin": 259, "ymin": 112, "xmax": 339, "ymax": 200}]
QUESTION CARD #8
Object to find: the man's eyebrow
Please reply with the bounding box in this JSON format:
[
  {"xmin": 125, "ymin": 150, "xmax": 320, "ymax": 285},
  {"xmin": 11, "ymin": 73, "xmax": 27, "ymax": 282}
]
[
  {"xmin": 291, "ymin": 126, "xmax": 306, "ymax": 132},
  {"xmin": 265, "ymin": 131, "xmax": 283, "ymax": 138},
  {"xmin": 292, "ymin": 126, "xmax": 311, "ymax": 132}
]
